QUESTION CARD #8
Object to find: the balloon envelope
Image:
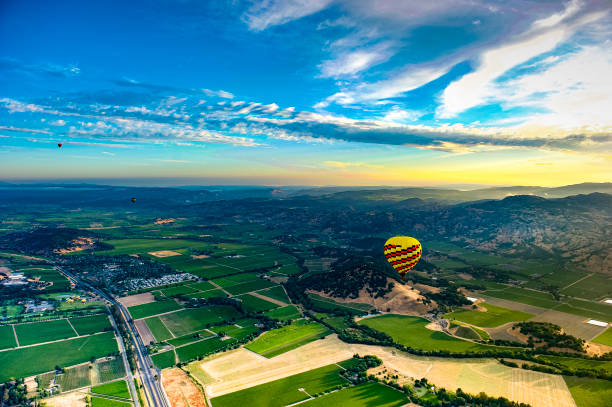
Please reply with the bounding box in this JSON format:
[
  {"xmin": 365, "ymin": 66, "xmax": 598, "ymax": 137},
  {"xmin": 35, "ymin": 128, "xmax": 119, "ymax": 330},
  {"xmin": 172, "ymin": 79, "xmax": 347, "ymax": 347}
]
[
  {"xmin": 384, "ymin": 236, "xmax": 422, "ymax": 279},
  {"xmin": 130, "ymin": 198, "xmax": 136, "ymax": 203},
  {"xmin": 58, "ymin": 143, "xmax": 62, "ymax": 148}
]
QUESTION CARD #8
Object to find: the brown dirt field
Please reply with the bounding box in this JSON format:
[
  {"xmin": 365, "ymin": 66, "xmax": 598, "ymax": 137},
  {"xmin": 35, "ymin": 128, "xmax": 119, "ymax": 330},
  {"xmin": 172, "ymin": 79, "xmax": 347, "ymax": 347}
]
[
  {"xmin": 191, "ymin": 254, "xmax": 210, "ymax": 259},
  {"xmin": 585, "ymin": 340, "xmax": 612, "ymax": 356},
  {"xmin": 44, "ymin": 390, "xmax": 88, "ymax": 407},
  {"xmin": 118, "ymin": 292, "xmax": 155, "ymax": 307},
  {"xmin": 198, "ymin": 335, "xmax": 575, "ymax": 407},
  {"xmin": 425, "ymin": 322, "xmax": 444, "ymax": 332},
  {"xmin": 413, "ymin": 283, "xmax": 440, "ymax": 294},
  {"xmin": 135, "ymin": 319, "xmax": 156, "ymax": 345},
  {"xmin": 311, "ymin": 278, "xmax": 434, "ymax": 315},
  {"xmin": 162, "ymin": 368, "xmax": 207, "ymax": 407},
  {"xmin": 529, "ymin": 310, "xmax": 607, "ymax": 340},
  {"xmin": 487, "ymin": 322, "xmax": 527, "ymax": 343},
  {"xmin": 149, "ymin": 250, "xmax": 182, "ymax": 258},
  {"xmin": 458, "ymin": 273, "xmax": 474, "ymax": 280},
  {"xmin": 24, "ymin": 376, "xmax": 38, "ymax": 397}
]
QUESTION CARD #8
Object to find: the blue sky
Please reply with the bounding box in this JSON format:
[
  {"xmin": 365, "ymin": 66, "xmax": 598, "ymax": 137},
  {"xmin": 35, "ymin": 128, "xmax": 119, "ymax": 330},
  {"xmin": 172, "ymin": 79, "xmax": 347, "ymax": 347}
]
[{"xmin": 0, "ymin": 0, "xmax": 611, "ymax": 186}]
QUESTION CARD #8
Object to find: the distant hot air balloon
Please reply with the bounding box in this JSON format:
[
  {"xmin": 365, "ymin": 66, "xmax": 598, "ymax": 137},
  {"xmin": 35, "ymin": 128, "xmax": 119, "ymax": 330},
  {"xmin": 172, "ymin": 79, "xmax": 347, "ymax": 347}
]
[
  {"xmin": 58, "ymin": 143, "xmax": 63, "ymax": 148},
  {"xmin": 384, "ymin": 236, "xmax": 422, "ymax": 280},
  {"xmin": 131, "ymin": 198, "xmax": 137, "ymax": 203}
]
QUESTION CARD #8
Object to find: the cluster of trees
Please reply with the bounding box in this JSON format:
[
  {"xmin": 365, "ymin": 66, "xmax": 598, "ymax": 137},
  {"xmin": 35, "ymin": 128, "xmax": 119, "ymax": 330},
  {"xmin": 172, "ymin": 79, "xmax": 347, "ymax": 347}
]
[
  {"xmin": 514, "ymin": 322, "xmax": 585, "ymax": 352},
  {"xmin": 340, "ymin": 354, "xmax": 382, "ymax": 384},
  {"xmin": 0, "ymin": 379, "xmax": 31, "ymax": 407}
]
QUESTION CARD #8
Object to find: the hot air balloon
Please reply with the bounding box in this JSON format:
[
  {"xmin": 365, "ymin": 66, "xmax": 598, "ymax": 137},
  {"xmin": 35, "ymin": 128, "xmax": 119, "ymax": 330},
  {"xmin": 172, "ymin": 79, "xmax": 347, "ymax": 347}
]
[
  {"xmin": 384, "ymin": 236, "xmax": 422, "ymax": 280},
  {"xmin": 58, "ymin": 143, "xmax": 63, "ymax": 148},
  {"xmin": 131, "ymin": 198, "xmax": 137, "ymax": 203}
]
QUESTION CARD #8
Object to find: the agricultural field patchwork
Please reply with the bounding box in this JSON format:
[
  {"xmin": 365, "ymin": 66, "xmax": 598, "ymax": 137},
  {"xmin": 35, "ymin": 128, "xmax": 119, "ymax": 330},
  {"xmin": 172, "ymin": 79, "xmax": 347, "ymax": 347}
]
[
  {"xmin": 592, "ymin": 328, "xmax": 612, "ymax": 347},
  {"xmin": 0, "ymin": 331, "xmax": 118, "ymax": 382},
  {"xmin": 245, "ymin": 319, "xmax": 331, "ymax": 358},
  {"xmin": 91, "ymin": 396, "xmax": 131, "ymax": 407},
  {"xmin": 561, "ymin": 273, "xmax": 612, "ymax": 300},
  {"xmin": 151, "ymin": 350, "xmax": 176, "ymax": 369},
  {"xmin": 236, "ymin": 294, "xmax": 279, "ymax": 312},
  {"xmin": 444, "ymin": 303, "xmax": 534, "ymax": 327},
  {"xmin": 257, "ymin": 286, "xmax": 290, "ymax": 303},
  {"xmin": 145, "ymin": 317, "xmax": 174, "ymax": 342}
]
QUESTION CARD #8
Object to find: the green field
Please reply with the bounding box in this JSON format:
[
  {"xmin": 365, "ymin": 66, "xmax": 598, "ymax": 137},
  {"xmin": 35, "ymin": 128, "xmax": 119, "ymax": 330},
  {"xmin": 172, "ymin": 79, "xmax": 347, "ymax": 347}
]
[
  {"xmin": 484, "ymin": 287, "xmax": 560, "ymax": 309},
  {"xmin": 212, "ymin": 273, "xmax": 261, "ymax": 287},
  {"xmin": 592, "ymin": 327, "xmax": 612, "ymax": 346},
  {"xmin": 15, "ymin": 319, "xmax": 77, "ymax": 346},
  {"xmin": 302, "ymin": 382, "xmax": 408, "ymax": 407},
  {"xmin": 245, "ymin": 320, "xmax": 331, "ymax": 358},
  {"xmin": 258, "ymin": 286, "xmax": 290, "ymax": 303},
  {"xmin": 70, "ymin": 314, "xmax": 112, "ymax": 336},
  {"xmin": 237, "ymin": 294, "xmax": 279, "ymax": 312},
  {"xmin": 97, "ymin": 238, "xmax": 211, "ymax": 256},
  {"xmin": 561, "ymin": 273, "xmax": 612, "ymax": 300},
  {"xmin": 209, "ymin": 323, "xmax": 259, "ymax": 341},
  {"xmin": 96, "ymin": 358, "xmax": 126, "ymax": 383},
  {"xmin": 559, "ymin": 298, "xmax": 612, "ymax": 320},
  {"xmin": 223, "ymin": 279, "xmax": 277, "ymax": 295},
  {"xmin": 160, "ymin": 305, "xmax": 241, "ymax": 337},
  {"xmin": 127, "ymin": 299, "xmax": 182, "ymax": 320},
  {"xmin": 160, "ymin": 285, "xmax": 198, "ymax": 297},
  {"xmin": 190, "ymin": 289, "xmax": 228, "ymax": 299},
  {"xmin": 0, "ymin": 325, "xmax": 17, "ymax": 349},
  {"xmin": 359, "ymin": 315, "xmax": 493, "ymax": 353},
  {"xmin": 91, "ymin": 396, "xmax": 131, "ymax": 407},
  {"xmin": 145, "ymin": 317, "xmax": 173, "ymax": 342},
  {"xmin": 210, "ymin": 363, "xmax": 348, "ymax": 407},
  {"xmin": 188, "ymin": 281, "xmax": 215, "ymax": 291},
  {"xmin": 151, "ymin": 350, "xmax": 176, "ymax": 369},
  {"xmin": 167, "ymin": 330, "xmax": 213, "ymax": 347},
  {"xmin": 0, "ymin": 331, "xmax": 118, "ymax": 382},
  {"xmin": 537, "ymin": 355, "xmax": 612, "ymax": 374},
  {"xmin": 55, "ymin": 363, "xmax": 91, "ymax": 391},
  {"xmin": 445, "ymin": 303, "xmax": 533, "ymax": 327},
  {"xmin": 176, "ymin": 337, "xmax": 231, "ymax": 362},
  {"xmin": 263, "ymin": 305, "xmax": 301, "ymax": 321},
  {"xmin": 91, "ymin": 379, "xmax": 131, "ymax": 399},
  {"xmin": 308, "ymin": 294, "xmax": 372, "ymax": 315},
  {"xmin": 564, "ymin": 376, "xmax": 612, "ymax": 407}
]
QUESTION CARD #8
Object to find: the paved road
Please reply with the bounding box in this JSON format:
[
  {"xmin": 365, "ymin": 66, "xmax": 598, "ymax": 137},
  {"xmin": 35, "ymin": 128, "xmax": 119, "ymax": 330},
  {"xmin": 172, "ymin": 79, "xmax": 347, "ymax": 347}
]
[{"xmin": 56, "ymin": 266, "xmax": 170, "ymax": 407}]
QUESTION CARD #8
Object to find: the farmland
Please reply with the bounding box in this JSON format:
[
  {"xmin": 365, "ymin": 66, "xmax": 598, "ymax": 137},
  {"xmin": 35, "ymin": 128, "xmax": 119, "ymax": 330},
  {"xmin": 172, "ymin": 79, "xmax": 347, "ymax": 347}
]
[
  {"xmin": 564, "ymin": 376, "xmax": 612, "ymax": 407},
  {"xmin": 176, "ymin": 337, "xmax": 230, "ymax": 362},
  {"xmin": 263, "ymin": 305, "xmax": 301, "ymax": 321},
  {"xmin": 561, "ymin": 273, "xmax": 612, "ymax": 300},
  {"xmin": 301, "ymin": 382, "xmax": 408, "ymax": 407},
  {"xmin": 144, "ymin": 317, "xmax": 174, "ymax": 341},
  {"xmin": 14, "ymin": 319, "xmax": 77, "ymax": 346},
  {"xmin": 209, "ymin": 363, "xmax": 348, "ymax": 407},
  {"xmin": 444, "ymin": 303, "xmax": 533, "ymax": 327},
  {"xmin": 358, "ymin": 315, "xmax": 492, "ymax": 353},
  {"xmin": 0, "ymin": 325, "xmax": 17, "ymax": 349},
  {"xmin": 236, "ymin": 294, "xmax": 279, "ymax": 312},
  {"xmin": 91, "ymin": 379, "xmax": 131, "ymax": 399},
  {"xmin": 257, "ymin": 286, "xmax": 290, "ymax": 303},
  {"xmin": 151, "ymin": 350, "xmax": 176, "ymax": 369},
  {"xmin": 91, "ymin": 396, "xmax": 131, "ymax": 407},
  {"xmin": 127, "ymin": 299, "xmax": 182, "ymax": 319},
  {"xmin": 592, "ymin": 328, "xmax": 612, "ymax": 346},
  {"xmin": 0, "ymin": 331, "xmax": 118, "ymax": 381},
  {"xmin": 245, "ymin": 320, "xmax": 331, "ymax": 358},
  {"xmin": 70, "ymin": 314, "xmax": 112, "ymax": 335},
  {"xmin": 158, "ymin": 305, "xmax": 241, "ymax": 336}
]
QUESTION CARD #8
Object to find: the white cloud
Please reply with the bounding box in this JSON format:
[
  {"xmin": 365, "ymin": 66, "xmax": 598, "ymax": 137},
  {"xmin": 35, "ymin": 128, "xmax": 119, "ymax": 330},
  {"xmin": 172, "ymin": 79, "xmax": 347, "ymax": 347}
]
[
  {"xmin": 50, "ymin": 119, "xmax": 66, "ymax": 126},
  {"xmin": 316, "ymin": 64, "xmax": 450, "ymax": 107},
  {"xmin": 437, "ymin": 5, "xmax": 607, "ymax": 118},
  {"xmin": 243, "ymin": 0, "xmax": 334, "ymax": 31},
  {"xmin": 202, "ymin": 89, "xmax": 234, "ymax": 99},
  {"xmin": 319, "ymin": 42, "xmax": 394, "ymax": 78}
]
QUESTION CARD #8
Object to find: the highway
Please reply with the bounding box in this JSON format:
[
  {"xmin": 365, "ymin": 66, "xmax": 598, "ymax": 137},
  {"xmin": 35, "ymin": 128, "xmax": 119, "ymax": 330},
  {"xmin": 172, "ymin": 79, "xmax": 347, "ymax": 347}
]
[{"xmin": 56, "ymin": 266, "xmax": 170, "ymax": 407}]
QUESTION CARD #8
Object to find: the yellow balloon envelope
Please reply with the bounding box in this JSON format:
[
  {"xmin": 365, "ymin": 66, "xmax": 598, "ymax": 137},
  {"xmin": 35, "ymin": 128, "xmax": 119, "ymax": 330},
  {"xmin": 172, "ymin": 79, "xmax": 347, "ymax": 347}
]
[{"xmin": 384, "ymin": 236, "xmax": 422, "ymax": 279}]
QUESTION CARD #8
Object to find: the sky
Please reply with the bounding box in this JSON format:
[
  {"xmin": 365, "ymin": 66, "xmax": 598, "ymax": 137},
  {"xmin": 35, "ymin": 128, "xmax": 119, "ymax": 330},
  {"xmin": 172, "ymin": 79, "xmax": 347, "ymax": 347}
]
[{"xmin": 0, "ymin": 0, "xmax": 611, "ymax": 187}]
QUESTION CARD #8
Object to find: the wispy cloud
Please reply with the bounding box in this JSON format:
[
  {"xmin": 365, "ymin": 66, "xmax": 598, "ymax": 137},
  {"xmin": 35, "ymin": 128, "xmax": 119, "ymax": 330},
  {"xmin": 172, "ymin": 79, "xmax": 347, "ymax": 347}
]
[{"xmin": 243, "ymin": 0, "xmax": 334, "ymax": 31}]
